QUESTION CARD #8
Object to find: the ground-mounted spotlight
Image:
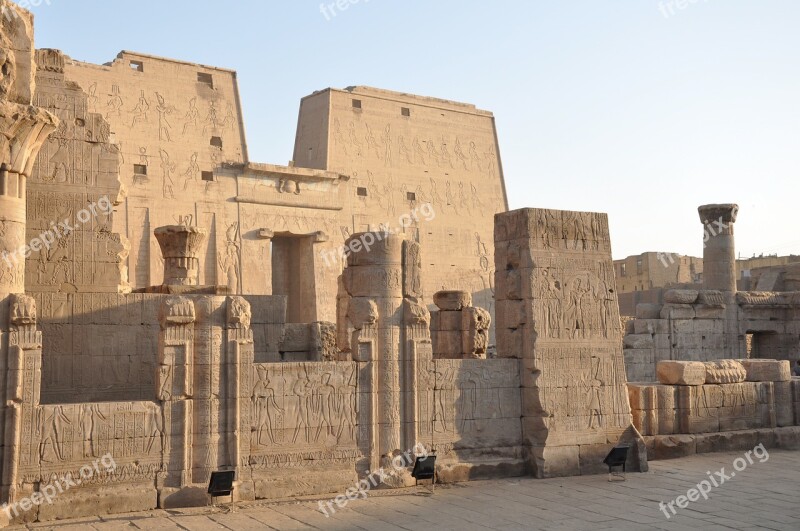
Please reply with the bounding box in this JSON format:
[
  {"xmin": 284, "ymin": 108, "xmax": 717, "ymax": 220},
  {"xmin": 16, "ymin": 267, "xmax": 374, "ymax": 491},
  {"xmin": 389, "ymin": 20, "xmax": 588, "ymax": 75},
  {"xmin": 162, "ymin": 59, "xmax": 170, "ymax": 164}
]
[
  {"xmin": 603, "ymin": 444, "xmax": 631, "ymax": 482},
  {"xmin": 208, "ymin": 470, "xmax": 236, "ymax": 510},
  {"xmin": 411, "ymin": 454, "xmax": 437, "ymax": 493}
]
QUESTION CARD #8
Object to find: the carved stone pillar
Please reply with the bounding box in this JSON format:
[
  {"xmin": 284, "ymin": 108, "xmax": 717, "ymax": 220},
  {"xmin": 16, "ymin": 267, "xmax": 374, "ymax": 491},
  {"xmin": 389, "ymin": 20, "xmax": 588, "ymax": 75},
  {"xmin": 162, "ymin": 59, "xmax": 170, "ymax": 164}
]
[
  {"xmin": 224, "ymin": 296, "xmax": 254, "ymax": 500},
  {"xmin": 698, "ymin": 204, "xmax": 739, "ymax": 292},
  {"xmin": 154, "ymin": 225, "xmax": 208, "ymax": 287},
  {"xmin": 495, "ymin": 208, "xmax": 646, "ymax": 478},
  {"xmin": 342, "ymin": 233, "xmax": 404, "ymax": 468},
  {"xmin": 0, "ymin": 2, "xmax": 57, "ymax": 513},
  {"xmin": 157, "ymin": 297, "xmax": 196, "ymax": 491},
  {"xmin": 1, "ymin": 295, "xmax": 42, "ymax": 504}
]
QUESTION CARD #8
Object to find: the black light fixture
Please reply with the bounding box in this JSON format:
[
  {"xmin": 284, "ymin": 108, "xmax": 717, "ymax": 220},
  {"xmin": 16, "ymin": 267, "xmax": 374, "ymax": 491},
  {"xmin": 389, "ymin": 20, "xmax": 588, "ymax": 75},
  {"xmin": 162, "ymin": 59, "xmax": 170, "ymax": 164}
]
[
  {"xmin": 411, "ymin": 455, "xmax": 437, "ymax": 492},
  {"xmin": 603, "ymin": 444, "xmax": 631, "ymax": 482},
  {"xmin": 208, "ymin": 470, "xmax": 236, "ymax": 509}
]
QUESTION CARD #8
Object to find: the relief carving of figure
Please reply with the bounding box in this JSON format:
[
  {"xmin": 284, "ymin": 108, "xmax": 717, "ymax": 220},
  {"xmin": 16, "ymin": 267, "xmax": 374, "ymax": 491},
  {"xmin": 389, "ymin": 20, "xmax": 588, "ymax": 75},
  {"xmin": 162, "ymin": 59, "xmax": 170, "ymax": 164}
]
[
  {"xmin": 348, "ymin": 121, "xmax": 363, "ymax": 157},
  {"xmin": 130, "ymin": 90, "xmax": 150, "ymax": 128},
  {"xmin": 182, "ymin": 97, "xmax": 199, "ymax": 134},
  {"xmin": 39, "ymin": 406, "xmax": 72, "ymax": 463},
  {"xmin": 218, "ymin": 223, "xmax": 241, "ymax": 294},
  {"xmin": 80, "ymin": 404, "xmax": 107, "ymax": 458},
  {"xmin": 252, "ymin": 366, "xmax": 284, "ymax": 446},
  {"xmin": 155, "ymin": 92, "xmax": 174, "ymax": 141},
  {"xmin": 159, "ymin": 149, "xmax": 176, "ymax": 199},
  {"xmin": 315, "ymin": 372, "xmax": 337, "ymax": 443},
  {"xmin": 365, "ymin": 122, "xmax": 381, "ymax": 159},
  {"xmin": 381, "ymin": 124, "xmax": 392, "ymax": 166},
  {"xmin": 336, "ymin": 366, "xmax": 357, "ymax": 442}
]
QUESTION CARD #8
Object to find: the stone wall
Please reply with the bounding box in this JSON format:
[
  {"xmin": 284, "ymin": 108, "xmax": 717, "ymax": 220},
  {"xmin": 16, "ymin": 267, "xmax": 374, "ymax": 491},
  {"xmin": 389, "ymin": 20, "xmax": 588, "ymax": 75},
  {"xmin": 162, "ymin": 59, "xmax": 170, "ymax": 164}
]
[
  {"xmin": 624, "ymin": 290, "xmax": 800, "ymax": 382},
  {"xmin": 27, "ymin": 49, "xmax": 129, "ymax": 295},
  {"xmin": 494, "ymin": 208, "xmax": 645, "ymax": 478}
]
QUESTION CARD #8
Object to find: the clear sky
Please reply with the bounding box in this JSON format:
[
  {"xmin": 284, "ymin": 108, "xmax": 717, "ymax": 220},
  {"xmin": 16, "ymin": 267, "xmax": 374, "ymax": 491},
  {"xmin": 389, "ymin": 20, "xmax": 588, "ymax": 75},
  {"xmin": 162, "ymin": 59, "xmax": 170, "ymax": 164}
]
[{"xmin": 25, "ymin": 0, "xmax": 800, "ymax": 260}]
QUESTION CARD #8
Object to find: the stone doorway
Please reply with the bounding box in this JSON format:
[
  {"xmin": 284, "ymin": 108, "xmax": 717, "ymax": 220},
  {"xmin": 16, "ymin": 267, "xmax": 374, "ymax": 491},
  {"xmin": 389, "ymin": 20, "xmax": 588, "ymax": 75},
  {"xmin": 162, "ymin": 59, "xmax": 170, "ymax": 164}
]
[{"xmin": 271, "ymin": 234, "xmax": 317, "ymax": 323}]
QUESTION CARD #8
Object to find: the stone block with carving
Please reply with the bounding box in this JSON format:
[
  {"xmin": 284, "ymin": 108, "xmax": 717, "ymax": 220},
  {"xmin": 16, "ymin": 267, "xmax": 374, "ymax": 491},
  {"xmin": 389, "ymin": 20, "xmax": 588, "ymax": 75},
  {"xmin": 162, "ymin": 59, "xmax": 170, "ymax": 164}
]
[
  {"xmin": 703, "ymin": 360, "xmax": 746, "ymax": 384},
  {"xmin": 657, "ymin": 361, "xmax": 706, "ymax": 386},
  {"xmin": 664, "ymin": 289, "xmax": 699, "ymax": 305}
]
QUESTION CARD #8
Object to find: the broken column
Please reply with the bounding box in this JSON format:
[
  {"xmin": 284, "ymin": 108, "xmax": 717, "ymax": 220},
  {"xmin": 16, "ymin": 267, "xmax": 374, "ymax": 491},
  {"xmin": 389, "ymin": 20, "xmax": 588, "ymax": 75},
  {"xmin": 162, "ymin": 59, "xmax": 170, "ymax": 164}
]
[
  {"xmin": 154, "ymin": 225, "xmax": 208, "ymax": 287},
  {"xmin": 430, "ymin": 291, "xmax": 491, "ymax": 359},
  {"xmin": 698, "ymin": 204, "xmax": 739, "ymax": 292},
  {"xmin": 339, "ymin": 233, "xmax": 431, "ymax": 476},
  {"xmin": 341, "ymin": 233, "xmax": 405, "ymax": 466}
]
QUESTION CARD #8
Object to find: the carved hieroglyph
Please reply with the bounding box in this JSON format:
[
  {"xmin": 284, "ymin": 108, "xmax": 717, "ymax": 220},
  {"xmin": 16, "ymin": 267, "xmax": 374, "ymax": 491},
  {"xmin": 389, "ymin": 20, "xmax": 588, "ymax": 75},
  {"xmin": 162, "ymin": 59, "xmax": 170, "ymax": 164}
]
[
  {"xmin": 495, "ymin": 208, "xmax": 644, "ymax": 477},
  {"xmin": 27, "ymin": 49, "xmax": 129, "ymax": 294}
]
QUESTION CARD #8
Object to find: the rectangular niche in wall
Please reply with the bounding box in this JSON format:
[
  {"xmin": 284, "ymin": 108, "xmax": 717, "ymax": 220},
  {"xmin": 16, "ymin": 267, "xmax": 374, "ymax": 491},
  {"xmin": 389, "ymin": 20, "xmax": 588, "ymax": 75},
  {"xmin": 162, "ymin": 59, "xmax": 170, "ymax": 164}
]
[{"xmin": 271, "ymin": 235, "xmax": 317, "ymax": 323}]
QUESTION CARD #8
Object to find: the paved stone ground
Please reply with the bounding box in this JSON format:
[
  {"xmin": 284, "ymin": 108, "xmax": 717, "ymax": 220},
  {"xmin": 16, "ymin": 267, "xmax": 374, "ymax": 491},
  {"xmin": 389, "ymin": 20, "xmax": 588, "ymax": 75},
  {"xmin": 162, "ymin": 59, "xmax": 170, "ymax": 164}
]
[{"xmin": 14, "ymin": 450, "xmax": 800, "ymax": 530}]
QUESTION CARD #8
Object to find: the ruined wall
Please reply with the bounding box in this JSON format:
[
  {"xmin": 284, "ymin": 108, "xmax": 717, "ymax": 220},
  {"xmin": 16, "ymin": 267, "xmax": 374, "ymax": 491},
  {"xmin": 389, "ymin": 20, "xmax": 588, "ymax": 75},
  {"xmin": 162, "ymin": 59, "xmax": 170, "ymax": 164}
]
[
  {"xmin": 27, "ymin": 50, "xmax": 128, "ymax": 294},
  {"xmin": 623, "ymin": 290, "xmax": 800, "ymax": 382}
]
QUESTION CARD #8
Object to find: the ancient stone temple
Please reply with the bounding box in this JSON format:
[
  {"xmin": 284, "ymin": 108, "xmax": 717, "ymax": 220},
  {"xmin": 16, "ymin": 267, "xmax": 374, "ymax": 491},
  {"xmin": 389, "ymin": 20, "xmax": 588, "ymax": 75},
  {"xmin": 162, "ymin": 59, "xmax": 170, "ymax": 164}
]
[{"xmin": 0, "ymin": 1, "xmax": 799, "ymax": 526}]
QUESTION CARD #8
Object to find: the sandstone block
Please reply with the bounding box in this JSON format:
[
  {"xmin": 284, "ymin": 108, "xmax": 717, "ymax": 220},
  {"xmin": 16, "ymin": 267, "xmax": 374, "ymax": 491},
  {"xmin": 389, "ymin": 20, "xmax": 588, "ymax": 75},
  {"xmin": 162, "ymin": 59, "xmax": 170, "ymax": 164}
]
[
  {"xmin": 657, "ymin": 361, "xmax": 706, "ymax": 386},
  {"xmin": 624, "ymin": 334, "xmax": 654, "ymax": 349},
  {"xmin": 636, "ymin": 303, "xmax": 663, "ymax": 319},
  {"xmin": 664, "ymin": 289, "xmax": 699, "ymax": 304},
  {"xmin": 740, "ymin": 359, "xmax": 791, "ymax": 382},
  {"xmin": 433, "ymin": 290, "xmax": 472, "ymax": 311},
  {"xmin": 660, "ymin": 304, "xmax": 696, "ymax": 319}
]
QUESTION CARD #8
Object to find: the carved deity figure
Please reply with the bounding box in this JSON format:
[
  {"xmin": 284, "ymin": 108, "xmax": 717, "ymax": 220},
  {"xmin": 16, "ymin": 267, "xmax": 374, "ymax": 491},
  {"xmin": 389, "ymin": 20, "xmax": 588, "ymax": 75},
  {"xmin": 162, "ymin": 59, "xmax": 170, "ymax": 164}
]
[
  {"xmin": 252, "ymin": 366, "xmax": 284, "ymax": 446},
  {"xmin": 39, "ymin": 406, "xmax": 72, "ymax": 463}
]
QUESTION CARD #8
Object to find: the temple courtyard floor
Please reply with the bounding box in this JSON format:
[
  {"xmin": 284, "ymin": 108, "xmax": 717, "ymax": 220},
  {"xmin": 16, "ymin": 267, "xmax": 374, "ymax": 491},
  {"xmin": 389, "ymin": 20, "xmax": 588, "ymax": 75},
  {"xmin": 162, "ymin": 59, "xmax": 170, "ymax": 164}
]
[{"xmin": 11, "ymin": 450, "xmax": 800, "ymax": 530}]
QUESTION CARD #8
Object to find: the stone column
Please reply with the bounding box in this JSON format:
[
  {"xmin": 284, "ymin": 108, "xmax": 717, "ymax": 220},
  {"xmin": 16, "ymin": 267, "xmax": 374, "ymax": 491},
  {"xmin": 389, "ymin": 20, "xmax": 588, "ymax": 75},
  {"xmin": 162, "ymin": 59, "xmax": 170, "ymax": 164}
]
[
  {"xmin": 342, "ymin": 233, "xmax": 404, "ymax": 463},
  {"xmin": 154, "ymin": 225, "xmax": 208, "ymax": 287},
  {"xmin": 224, "ymin": 296, "xmax": 254, "ymax": 501},
  {"xmin": 698, "ymin": 204, "xmax": 739, "ymax": 292}
]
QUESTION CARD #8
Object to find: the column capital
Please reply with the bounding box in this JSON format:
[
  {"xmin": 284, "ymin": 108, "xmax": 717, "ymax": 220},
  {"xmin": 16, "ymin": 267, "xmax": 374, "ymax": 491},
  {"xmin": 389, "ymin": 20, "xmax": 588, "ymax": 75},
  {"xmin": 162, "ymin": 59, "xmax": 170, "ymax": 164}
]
[{"xmin": 698, "ymin": 204, "xmax": 739, "ymax": 226}]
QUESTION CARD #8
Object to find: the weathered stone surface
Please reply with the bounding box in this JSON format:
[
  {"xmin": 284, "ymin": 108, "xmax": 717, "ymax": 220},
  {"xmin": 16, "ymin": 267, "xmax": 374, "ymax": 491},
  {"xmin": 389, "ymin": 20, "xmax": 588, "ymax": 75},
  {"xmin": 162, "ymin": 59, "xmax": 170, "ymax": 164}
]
[
  {"xmin": 635, "ymin": 303, "xmax": 662, "ymax": 319},
  {"xmin": 624, "ymin": 334, "xmax": 654, "ymax": 349},
  {"xmin": 664, "ymin": 289, "xmax": 699, "ymax": 304},
  {"xmin": 704, "ymin": 360, "xmax": 746, "ymax": 384},
  {"xmin": 496, "ymin": 208, "xmax": 643, "ymax": 478},
  {"xmin": 657, "ymin": 361, "xmax": 706, "ymax": 386},
  {"xmin": 433, "ymin": 290, "xmax": 472, "ymax": 311},
  {"xmin": 740, "ymin": 359, "xmax": 791, "ymax": 382}
]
